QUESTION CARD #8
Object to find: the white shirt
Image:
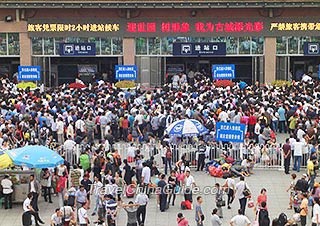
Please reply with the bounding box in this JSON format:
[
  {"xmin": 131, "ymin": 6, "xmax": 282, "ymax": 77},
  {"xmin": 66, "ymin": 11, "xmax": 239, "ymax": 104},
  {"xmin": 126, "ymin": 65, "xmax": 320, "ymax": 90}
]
[
  {"xmin": 1, "ymin": 178, "xmax": 13, "ymax": 194},
  {"xmin": 75, "ymin": 119, "xmax": 85, "ymax": 132},
  {"xmin": 23, "ymin": 198, "xmax": 32, "ymax": 212},
  {"xmin": 184, "ymin": 175, "xmax": 195, "ymax": 188},
  {"xmin": 78, "ymin": 207, "xmax": 88, "ymax": 224},
  {"xmin": 235, "ymin": 181, "xmax": 249, "ymax": 199},
  {"xmin": 57, "ymin": 120, "xmax": 65, "ymax": 134},
  {"xmin": 141, "ymin": 166, "xmax": 151, "ymax": 184},
  {"xmin": 226, "ymin": 178, "xmax": 235, "ymax": 190},
  {"xmin": 312, "ymin": 203, "xmax": 320, "ymax": 223},
  {"xmin": 293, "ymin": 141, "xmax": 304, "ymax": 156},
  {"xmin": 297, "ymin": 129, "xmax": 306, "ymax": 141},
  {"xmin": 30, "ymin": 180, "xmax": 36, "ymax": 192},
  {"xmin": 51, "ymin": 213, "xmax": 62, "ymax": 225},
  {"xmin": 64, "ymin": 139, "xmax": 76, "ymax": 150},
  {"xmin": 254, "ymin": 123, "xmax": 261, "ymax": 135},
  {"xmin": 135, "ymin": 193, "xmax": 149, "ymax": 205},
  {"xmin": 127, "ymin": 146, "xmax": 136, "ymax": 158},
  {"xmin": 230, "ymin": 214, "xmax": 251, "ymax": 226},
  {"xmin": 218, "ymin": 111, "xmax": 229, "ymax": 122}
]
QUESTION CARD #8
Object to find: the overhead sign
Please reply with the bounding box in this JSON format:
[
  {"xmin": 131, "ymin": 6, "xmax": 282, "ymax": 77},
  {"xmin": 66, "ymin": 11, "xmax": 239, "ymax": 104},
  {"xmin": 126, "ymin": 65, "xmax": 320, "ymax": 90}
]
[
  {"xmin": 27, "ymin": 18, "xmax": 320, "ymax": 38},
  {"xmin": 18, "ymin": 66, "xmax": 41, "ymax": 81},
  {"xmin": 115, "ymin": 65, "xmax": 137, "ymax": 80},
  {"xmin": 212, "ymin": 64, "xmax": 235, "ymax": 80},
  {"xmin": 303, "ymin": 42, "xmax": 320, "ymax": 55},
  {"xmin": 215, "ymin": 122, "xmax": 246, "ymax": 143},
  {"xmin": 173, "ymin": 42, "xmax": 226, "ymax": 56},
  {"xmin": 59, "ymin": 43, "xmax": 96, "ymax": 56}
]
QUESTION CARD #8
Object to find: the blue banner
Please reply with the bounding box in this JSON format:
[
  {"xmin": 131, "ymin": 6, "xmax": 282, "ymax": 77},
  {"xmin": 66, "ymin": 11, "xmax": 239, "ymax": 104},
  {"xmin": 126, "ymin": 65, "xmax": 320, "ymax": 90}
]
[
  {"xmin": 18, "ymin": 66, "xmax": 41, "ymax": 81},
  {"xmin": 173, "ymin": 42, "xmax": 226, "ymax": 56},
  {"xmin": 59, "ymin": 43, "xmax": 96, "ymax": 56},
  {"xmin": 115, "ymin": 65, "xmax": 137, "ymax": 80},
  {"xmin": 212, "ymin": 64, "xmax": 235, "ymax": 80},
  {"xmin": 215, "ymin": 122, "xmax": 245, "ymax": 143}
]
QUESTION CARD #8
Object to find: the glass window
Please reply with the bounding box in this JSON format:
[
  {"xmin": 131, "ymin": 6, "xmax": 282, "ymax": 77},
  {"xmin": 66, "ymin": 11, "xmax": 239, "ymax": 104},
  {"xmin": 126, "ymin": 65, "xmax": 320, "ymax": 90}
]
[
  {"xmin": 276, "ymin": 37, "xmax": 287, "ymax": 54},
  {"xmin": 299, "ymin": 36, "xmax": 310, "ymax": 54},
  {"xmin": 32, "ymin": 37, "xmax": 43, "ymax": 55},
  {"xmin": 252, "ymin": 37, "xmax": 264, "ymax": 54},
  {"xmin": 226, "ymin": 37, "xmax": 238, "ymax": 54},
  {"xmin": 136, "ymin": 38, "xmax": 148, "ymax": 55},
  {"xmin": 112, "ymin": 38, "xmax": 122, "ymax": 55},
  {"xmin": 54, "ymin": 37, "xmax": 63, "ymax": 55},
  {"xmin": 288, "ymin": 36, "xmax": 299, "ymax": 54},
  {"xmin": 101, "ymin": 38, "xmax": 111, "ymax": 55},
  {"xmin": 310, "ymin": 37, "xmax": 320, "ymax": 42},
  {"xmin": 88, "ymin": 37, "xmax": 100, "ymax": 55},
  {"xmin": 148, "ymin": 37, "xmax": 160, "ymax": 55},
  {"xmin": 0, "ymin": 34, "xmax": 7, "ymax": 55},
  {"xmin": 8, "ymin": 33, "xmax": 19, "ymax": 55},
  {"xmin": 199, "ymin": 37, "xmax": 212, "ymax": 42},
  {"xmin": 212, "ymin": 37, "xmax": 226, "ymax": 42},
  {"xmin": 43, "ymin": 37, "xmax": 54, "ymax": 55},
  {"xmin": 239, "ymin": 37, "xmax": 251, "ymax": 54}
]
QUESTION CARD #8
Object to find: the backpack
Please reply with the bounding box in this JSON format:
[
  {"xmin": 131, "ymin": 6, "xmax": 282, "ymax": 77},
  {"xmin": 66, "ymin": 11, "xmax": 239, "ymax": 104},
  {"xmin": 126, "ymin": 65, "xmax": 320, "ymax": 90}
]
[
  {"xmin": 259, "ymin": 209, "xmax": 270, "ymax": 226},
  {"xmin": 277, "ymin": 213, "xmax": 287, "ymax": 226},
  {"xmin": 111, "ymin": 116, "xmax": 118, "ymax": 126}
]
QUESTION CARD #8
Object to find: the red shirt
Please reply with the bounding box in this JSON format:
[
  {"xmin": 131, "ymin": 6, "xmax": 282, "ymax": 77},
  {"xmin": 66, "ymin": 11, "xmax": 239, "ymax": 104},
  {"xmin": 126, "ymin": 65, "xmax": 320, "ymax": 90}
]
[
  {"xmin": 122, "ymin": 119, "xmax": 129, "ymax": 129},
  {"xmin": 248, "ymin": 115, "xmax": 257, "ymax": 125}
]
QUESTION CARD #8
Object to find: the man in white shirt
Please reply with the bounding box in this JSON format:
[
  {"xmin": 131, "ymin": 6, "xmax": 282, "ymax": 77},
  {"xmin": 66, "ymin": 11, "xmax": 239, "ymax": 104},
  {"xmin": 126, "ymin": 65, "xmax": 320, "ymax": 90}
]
[
  {"xmin": 141, "ymin": 162, "xmax": 151, "ymax": 196},
  {"xmin": 75, "ymin": 118, "xmax": 86, "ymax": 136},
  {"xmin": 64, "ymin": 135, "xmax": 76, "ymax": 164},
  {"xmin": 293, "ymin": 138, "xmax": 305, "ymax": 172},
  {"xmin": 235, "ymin": 176, "xmax": 250, "ymax": 215},
  {"xmin": 78, "ymin": 202, "xmax": 89, "ymax": 226},
  {"xmin": 1, "ymin": 175, "xmax": 13, "ymax": 209},
  {"xmin": 297, "ymin": 127, "xmax": 306, "ymax": 141},
  {"xmin": 135, "ymin": 191, "xmax": 149, "ymax": 226},
  {"xmin": 254, "ymin": 120, "xmax": 261, "ymax": 143},
  {"xmin": 184, "ymin": 170, "xmax": 196, "ymax": 204},
  {"xmin": 230, "ymin": 209, "xmax": 251, "ymax": 226},
  {"xmin": 23, "ymin": 193, "xmax": 44, "ymax": 226},
  {"xmin": 50, "ymin": 208, "xmax": 62, "ymax": 226},
  {"xmin": 218, "ymin": 108, "xmax": 229, "ymax": 122},
  {"xmin": 56, "ymin": 117, "xmax": 65, "ymax": 144}
]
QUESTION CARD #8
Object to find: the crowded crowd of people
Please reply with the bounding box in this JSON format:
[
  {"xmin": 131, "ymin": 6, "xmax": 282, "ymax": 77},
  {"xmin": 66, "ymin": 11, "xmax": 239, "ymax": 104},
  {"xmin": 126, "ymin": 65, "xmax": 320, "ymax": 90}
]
[{"xmin": 0, "ymin": 70, "xmax": 320, "ymax": 226}]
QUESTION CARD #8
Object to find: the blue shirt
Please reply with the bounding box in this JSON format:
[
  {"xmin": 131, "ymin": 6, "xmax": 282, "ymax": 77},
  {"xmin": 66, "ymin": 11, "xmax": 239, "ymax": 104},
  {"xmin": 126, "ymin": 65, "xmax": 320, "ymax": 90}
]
[
  {"xmin": 277, "ymin": 107, "xmax": 286, "ymax": 121},
  {"xmin": 195, "ymin": 204, "xmax": 203, "ymax": 221}
]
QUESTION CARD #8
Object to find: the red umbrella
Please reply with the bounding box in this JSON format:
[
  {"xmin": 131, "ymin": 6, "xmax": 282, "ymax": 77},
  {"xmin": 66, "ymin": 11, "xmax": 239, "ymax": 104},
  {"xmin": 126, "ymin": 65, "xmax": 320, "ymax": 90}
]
[{"xmin": 69, "ymin": 83, "xmax": 87, "ymax": 89}]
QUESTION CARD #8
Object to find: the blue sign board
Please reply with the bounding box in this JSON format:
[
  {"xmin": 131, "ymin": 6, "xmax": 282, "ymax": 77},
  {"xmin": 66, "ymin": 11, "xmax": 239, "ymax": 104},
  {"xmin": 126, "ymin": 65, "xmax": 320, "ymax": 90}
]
[
  {"xmin": 59, "ymin": 43, "xmax": 96, "ymax": 56},
  {"xmin": 18, "ymin": 66, "xmax": 41, "ymax": 81},
  {"xmin": 215, "ymin": 122, "xmax": 246, "ymax": 143},
  {"xmin": 173, "ymin": 42, "xmax": 226, "ymax": 56},
  {"xmin": 212, "ymin": 64, "xmax": 235, "ymax": 80},
  {"xmin": 115, "ymin": 65, "xmax": 137, "ymax": 80},
  {"xmin": 303, "ymin": 42, "xmax": 319, "ymax": 55}
]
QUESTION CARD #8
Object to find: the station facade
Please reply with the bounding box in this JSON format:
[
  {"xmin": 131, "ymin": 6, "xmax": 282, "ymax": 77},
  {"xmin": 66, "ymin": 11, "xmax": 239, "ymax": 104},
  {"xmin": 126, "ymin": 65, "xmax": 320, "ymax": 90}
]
[{"xmin": 0, "ymin": 1, "xmax": 319, "ymax": 86}]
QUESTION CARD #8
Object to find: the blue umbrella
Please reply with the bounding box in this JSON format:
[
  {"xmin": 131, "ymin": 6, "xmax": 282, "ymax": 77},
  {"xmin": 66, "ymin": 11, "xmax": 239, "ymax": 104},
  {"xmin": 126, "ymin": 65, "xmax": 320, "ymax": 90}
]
[
  {"xmin": 165, "ymin": 119, "xmax": 208, "ymax": 137},
  {"xmin": 6, "ymin": 145, "xmax": 64, "ymax": 168}
]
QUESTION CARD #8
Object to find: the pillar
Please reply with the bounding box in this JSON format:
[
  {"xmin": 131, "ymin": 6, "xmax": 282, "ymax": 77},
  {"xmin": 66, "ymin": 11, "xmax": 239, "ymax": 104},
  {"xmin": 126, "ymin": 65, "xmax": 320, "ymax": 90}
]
[
  {"xmin": 122, "ymin": 38, "xmax": 135, "ymax": 65},
  {"xmin": 19, "ymin": 32, "xmax": 32, "ymax": 65},
  {"xmin": 264, "ymin": 37, "xmax": 276, "ymax": 84}
]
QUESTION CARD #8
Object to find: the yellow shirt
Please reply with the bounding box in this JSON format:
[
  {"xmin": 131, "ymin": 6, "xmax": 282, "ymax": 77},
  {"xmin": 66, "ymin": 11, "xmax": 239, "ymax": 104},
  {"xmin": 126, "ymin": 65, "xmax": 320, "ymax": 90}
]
[
  {"xmin": 307, "ymin": 160, "xmax": 315, "ymax": 176},
  {"xmin": 300, "ymin": 198, "xmax": 308, "ymax": 216}
]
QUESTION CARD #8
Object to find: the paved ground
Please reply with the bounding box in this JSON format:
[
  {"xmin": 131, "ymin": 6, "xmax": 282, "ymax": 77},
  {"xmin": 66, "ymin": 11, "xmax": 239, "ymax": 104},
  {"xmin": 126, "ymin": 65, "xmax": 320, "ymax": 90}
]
[
  {"xmin": 0, "ymin": 168, "xmax": 310, "ymax": 226},
  {"xmin": 0, "ymin": 132, "xmax": 298, "ymax": 226}
]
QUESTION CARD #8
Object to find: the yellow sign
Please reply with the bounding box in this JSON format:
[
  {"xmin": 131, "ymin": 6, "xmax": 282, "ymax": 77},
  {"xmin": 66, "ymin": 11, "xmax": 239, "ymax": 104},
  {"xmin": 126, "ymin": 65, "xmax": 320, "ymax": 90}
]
[
  {"xmin": 27, "ymin": 23, "xmax": 120, "ymax": 32},
  {"xmin": 270, "ymin": 22, "xmax": 320, "ymax": 31}
]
